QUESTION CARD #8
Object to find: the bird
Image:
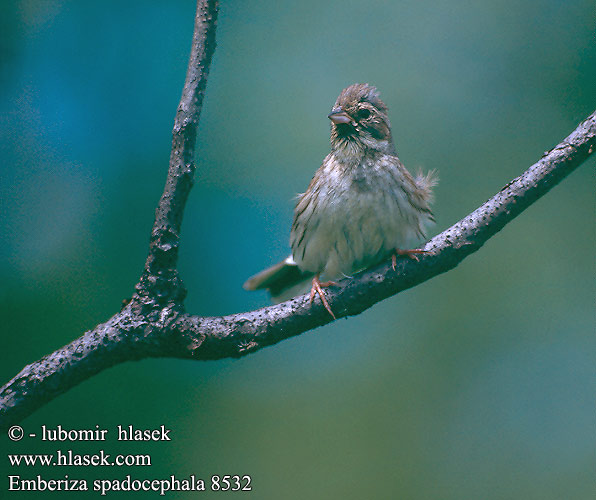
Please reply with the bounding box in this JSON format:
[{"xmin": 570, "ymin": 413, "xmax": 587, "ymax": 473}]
[{"xmin": 243, "ymin": 83, "xmax": 437, "ymax": 319}]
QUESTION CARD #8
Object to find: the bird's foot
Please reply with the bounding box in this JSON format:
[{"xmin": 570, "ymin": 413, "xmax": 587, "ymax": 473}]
[
  {"xmin": 392, "ymin": 248, "xmax": 428, "ymax": 270},
  {"xmin": 309, "ymin": 275, "xmax": 338, "ymax": 320}
]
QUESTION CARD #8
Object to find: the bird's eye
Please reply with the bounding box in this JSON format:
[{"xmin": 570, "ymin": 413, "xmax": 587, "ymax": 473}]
[{"xmin": 357, "ymin": 108, "xmax": 371, "ymax": 120}]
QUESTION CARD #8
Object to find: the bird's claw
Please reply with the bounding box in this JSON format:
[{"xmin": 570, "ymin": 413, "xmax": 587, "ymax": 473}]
[
  {"xmin": 309, "ymin": 276, "xmax": 337, "ymax": 319},
  {"xmin": 392, "ymin": 248, "xmax": 428, "ymax": 270}
]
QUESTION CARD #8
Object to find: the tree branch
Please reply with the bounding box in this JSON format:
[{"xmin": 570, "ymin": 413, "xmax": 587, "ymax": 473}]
[
  {"xmin": 138, "ymin": 0, "xmax": 219, "ymax": 304},
  {"xmin": 0, "ymin": 0, "xmax": 594, "ymax": 429},
  {"xmin": 0, "ymin": 0, "xmax": 220, "ymax": 429},
  {"xmin": 173, "ymin": 111, "xmax": 596, "ymax": 359}
]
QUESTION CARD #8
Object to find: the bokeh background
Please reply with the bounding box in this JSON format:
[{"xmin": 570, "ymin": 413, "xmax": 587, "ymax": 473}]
[{"xmin": 1, "ymin": 0, "xmax": 594, "ymax": 498}]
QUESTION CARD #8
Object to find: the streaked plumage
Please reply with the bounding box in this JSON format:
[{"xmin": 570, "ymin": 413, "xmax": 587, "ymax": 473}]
[{"xmin": 244, "ymin": 83, "xmax": 436, "ymax": 316}]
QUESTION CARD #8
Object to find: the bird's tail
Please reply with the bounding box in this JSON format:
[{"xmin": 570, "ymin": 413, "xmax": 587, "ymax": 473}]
[{"xmin": 243, "ymin": 256, "xmax": 314, "ymax": 303}]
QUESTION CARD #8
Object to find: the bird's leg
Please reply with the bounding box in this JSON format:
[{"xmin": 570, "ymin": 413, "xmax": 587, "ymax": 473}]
[
  {"xmin": 309, "ymin": 275, "xmax": 338, "ymax": 320},
  {"xmin": 392, "ymin": 248, "xmax": 428, "ymax": 270}
]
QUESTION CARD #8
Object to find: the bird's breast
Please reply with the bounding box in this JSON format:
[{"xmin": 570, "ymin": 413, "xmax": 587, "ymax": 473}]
[{"xmin": 291, "ymin": 154, "xmax": 424, "ymax": 281}]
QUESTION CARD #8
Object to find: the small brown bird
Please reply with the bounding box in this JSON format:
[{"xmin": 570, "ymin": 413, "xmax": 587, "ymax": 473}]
[{"xmin": 244, "ymin": 83, "xmax": 436, "ymax": 318}]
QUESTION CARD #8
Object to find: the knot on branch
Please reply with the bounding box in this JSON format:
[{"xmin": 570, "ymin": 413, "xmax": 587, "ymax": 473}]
[
  {"xmin": 135, "ymin": 269, "xmax": 187, "ymax": 307},
  {"xmin": 146, "ymin": 226, "xmax": 181, "ymax": 270}
]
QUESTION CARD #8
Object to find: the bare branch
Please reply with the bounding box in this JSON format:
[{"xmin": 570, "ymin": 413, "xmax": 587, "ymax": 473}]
[
  {"xmin": 2, "ymin": 110, "xmax": 593, "ymax": 429},
  {"xmin": 174, "ymin": 111, "xmax": 596, "ymax": 359},
  {"xmin": 0, "ymin": 0, "xmax": 593, "ymax": 429},
  {"xmin": 0, "ymin": 0, "xmax": 219, "ymax": 429},
  {"xmin": 138, "ymin": 0, "xmax": 219, "ymax": 304}
]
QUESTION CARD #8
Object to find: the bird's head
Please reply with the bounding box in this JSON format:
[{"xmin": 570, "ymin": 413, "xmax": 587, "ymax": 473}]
[{"xmin": 328, "ymin": 83, "xmax": 394, "ymax": 156}]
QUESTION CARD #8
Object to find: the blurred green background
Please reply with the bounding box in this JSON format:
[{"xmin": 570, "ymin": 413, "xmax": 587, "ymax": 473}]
[{"xmin": 1, "ymin": 0, "xmax": 594, "ymax": 498}]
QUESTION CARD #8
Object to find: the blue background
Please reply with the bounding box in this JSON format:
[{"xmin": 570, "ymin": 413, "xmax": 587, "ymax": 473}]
[{"xmin": 1, "ymin": 0, "xmax": 594, "ymax": 498}]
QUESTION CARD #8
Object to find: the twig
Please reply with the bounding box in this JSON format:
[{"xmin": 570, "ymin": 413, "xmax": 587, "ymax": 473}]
[
  {"xmin": 0, "ymin": 0, "xmax": 593, "ymax": 429},
  {"xmin": 137, "ymin": 0, "xmax": 219, "ymax": 304}
]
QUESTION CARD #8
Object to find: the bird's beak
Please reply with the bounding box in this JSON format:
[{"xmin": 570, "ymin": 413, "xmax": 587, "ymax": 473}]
[{"xmin": 328, "ymin": 108, "xmax": 352, "ymax": 125}]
